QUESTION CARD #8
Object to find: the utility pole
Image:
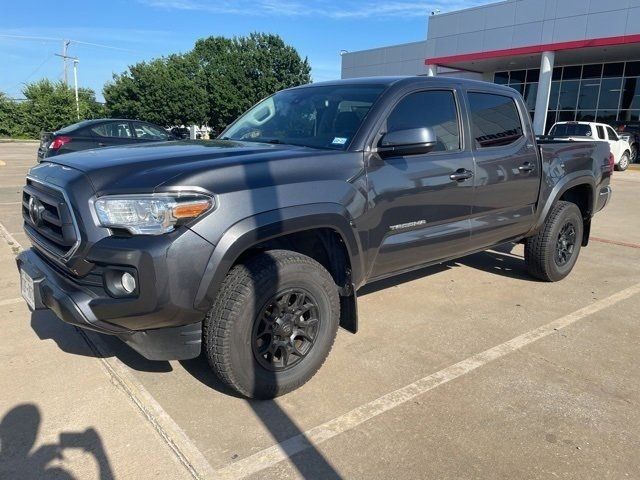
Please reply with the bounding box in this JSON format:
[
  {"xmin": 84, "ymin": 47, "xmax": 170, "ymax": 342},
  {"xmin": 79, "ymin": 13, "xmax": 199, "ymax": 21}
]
[{"xmin": 61, "ymin": 39, "xmax": 71, "ymax": 84}]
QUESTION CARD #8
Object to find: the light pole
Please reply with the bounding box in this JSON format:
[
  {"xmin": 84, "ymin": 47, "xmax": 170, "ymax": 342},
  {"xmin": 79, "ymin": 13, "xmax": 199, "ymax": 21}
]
[{"xmin": 73, "ymin": 59, "xmax": 80, "ymax": 120}]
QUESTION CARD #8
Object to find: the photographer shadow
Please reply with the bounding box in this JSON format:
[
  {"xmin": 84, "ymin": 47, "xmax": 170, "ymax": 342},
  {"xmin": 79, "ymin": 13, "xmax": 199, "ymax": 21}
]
[{"xmin": 0, "ymin": 403, "xmax": 113, "ymax": 480}]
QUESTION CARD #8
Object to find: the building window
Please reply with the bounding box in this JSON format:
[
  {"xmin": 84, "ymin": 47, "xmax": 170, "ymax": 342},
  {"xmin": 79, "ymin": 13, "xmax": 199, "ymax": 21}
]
[{"xmin": 493, "ymin": 60, "xmax": 640, "ymax": 127}]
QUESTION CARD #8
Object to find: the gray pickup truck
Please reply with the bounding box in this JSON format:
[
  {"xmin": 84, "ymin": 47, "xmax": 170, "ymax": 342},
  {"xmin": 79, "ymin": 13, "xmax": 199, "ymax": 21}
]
[{"xmin": 17, "ymin": 77, "xmax": 612, "ymax": 398}]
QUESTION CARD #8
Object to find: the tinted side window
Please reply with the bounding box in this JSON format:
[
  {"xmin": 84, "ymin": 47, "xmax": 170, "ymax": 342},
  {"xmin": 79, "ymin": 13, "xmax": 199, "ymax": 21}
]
[
  {"xmin": 386, "ymin": 90, "xmax": 460, "ymax": 152},
  {"xmin": 92, "ymin": 122, "xmax": 132, "ymax": 138},
  {"xmin": 596, "ymin": 125, "xmax": 605, "ymax": 139},
  {"xmin": 133, "ymin": 122, "xmax": 169, "ymax": 140},
  {"xmin": 468, "ymin": 93, "xmax": 524, "ymax": 148},
  {"xmin": 606, "ymin": 126, "xmax": 619, "ymax": 141}
]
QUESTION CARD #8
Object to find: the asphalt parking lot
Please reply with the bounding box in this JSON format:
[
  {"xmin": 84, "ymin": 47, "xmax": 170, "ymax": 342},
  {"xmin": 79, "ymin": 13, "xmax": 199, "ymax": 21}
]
[{"xmin": 1, "ymin": 142, "xmax": 639, "ymax": 479}]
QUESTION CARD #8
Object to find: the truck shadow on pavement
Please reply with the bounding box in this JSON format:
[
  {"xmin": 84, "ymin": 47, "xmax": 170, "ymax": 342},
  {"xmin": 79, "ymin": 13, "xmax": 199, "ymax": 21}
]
[
  {"xmin": 30, "ymin": 312, "xmax": 173, "ymax": 373},
  {"xmin": 0, "ymin": 403, "xmax": 113, "ymax": 479},
  {"xmin": 359, "ymin": 243, "xmax": 532, "ymax": 296}
]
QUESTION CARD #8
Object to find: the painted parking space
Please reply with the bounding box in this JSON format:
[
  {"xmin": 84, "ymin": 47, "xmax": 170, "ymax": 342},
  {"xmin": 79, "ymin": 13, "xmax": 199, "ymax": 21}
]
[{"xmin": 1, "ymin": 143, "xmax": 639, "ymax": 479}]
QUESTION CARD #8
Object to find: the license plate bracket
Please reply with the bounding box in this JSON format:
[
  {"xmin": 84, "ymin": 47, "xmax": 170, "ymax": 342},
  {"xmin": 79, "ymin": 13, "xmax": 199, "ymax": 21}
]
[{"xmin": 20, "ymin": 269, "xmax": 35, "ymax": 310}]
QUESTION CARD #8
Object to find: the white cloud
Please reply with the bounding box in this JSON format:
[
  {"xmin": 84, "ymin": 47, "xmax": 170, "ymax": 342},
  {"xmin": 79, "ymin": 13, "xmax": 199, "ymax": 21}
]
[{"xmin": 139, "ymin": 0, "xmax": 491, "ymax": 18}]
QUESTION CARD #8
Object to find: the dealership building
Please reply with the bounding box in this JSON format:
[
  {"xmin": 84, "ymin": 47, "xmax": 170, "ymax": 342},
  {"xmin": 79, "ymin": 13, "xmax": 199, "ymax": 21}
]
[{"xmin": 341, "ymin": 0, "xmax": 640, "ymax": 134}]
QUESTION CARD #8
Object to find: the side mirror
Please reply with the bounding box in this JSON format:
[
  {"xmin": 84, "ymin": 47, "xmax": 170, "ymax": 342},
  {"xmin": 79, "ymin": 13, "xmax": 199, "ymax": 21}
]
[{"xmin": 378, "ymin": 127, "xmax": 437, "ymax": 157}]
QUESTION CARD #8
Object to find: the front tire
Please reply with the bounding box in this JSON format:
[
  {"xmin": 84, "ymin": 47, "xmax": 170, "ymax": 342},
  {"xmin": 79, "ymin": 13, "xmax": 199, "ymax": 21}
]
[
  {"xmin": 617, "ymin": 151, "xmax": 630, "ymax": 171},
  {"xmin": 203, "ymin": 250, "xmax": 339, "ymax": 399},
  {"xmin": 525, "ymin": 201, "xmax": 583, "ymax": 282}
]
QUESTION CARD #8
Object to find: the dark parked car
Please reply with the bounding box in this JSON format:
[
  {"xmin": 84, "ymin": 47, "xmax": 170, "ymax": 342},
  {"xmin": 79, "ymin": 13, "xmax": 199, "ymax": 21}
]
[
  {"xmin": 613, "ymin": 121, "xmax": 640, "ymax": 163},
  {"xmin": 37, "ymin": 119, "xmax": 175, "ymax": 161},
  {"xmin": 18, "ymin": 77, "xmax": 612, "ymax": 398}
]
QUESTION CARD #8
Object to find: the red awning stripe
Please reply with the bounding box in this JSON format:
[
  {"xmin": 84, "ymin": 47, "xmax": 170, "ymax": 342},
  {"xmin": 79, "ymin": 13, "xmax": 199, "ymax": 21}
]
[{"xmin": 425, "ymin": 34, "xmax": 640, "ymax": 66}]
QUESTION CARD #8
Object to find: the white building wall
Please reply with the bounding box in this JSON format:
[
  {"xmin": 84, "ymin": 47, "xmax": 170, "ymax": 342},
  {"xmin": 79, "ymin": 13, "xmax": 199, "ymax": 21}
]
[{"xmin": 341, "ymin": 0, "xmax": 640, "ymax": 79}]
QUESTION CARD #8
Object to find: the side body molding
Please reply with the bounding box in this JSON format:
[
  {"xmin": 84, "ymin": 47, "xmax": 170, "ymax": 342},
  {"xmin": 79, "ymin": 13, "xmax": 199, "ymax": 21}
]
[{"xmin": 193, "ymin": 203, "xmax": 363, "ymax": 312}]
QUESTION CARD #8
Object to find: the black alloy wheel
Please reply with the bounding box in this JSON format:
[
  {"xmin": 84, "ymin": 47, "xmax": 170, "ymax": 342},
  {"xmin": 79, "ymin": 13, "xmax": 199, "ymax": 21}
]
[
  {"xmin": 555, "ymin": 221, "xmax": 577, "ymax": 267},
  {"xmin": 252, "ymin": 289, "xmax": 320, "ymax": 371}
]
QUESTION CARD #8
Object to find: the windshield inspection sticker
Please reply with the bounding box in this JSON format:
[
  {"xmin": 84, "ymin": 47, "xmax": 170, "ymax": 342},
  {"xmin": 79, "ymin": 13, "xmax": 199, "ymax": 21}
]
[{"xmin": 332, "ymin": 137, "xmax": 348, "ymax": 145}]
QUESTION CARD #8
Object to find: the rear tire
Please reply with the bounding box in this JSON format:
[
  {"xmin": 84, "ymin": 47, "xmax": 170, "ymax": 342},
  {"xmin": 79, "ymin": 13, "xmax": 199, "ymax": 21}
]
[
  {"xmin": 203, "ymin": 249, "xmax": 339, "ymax": 399},
  {"xmin": 525, "ymin": 201, "xmax": 583, "ymax": 282},
  {"xmin": 617, "ymin": 152, "xmax": 630, "ymax": 171},
  {"xmin": 630, "ymin": 144, "xmax": 638, "ymax": 164}
]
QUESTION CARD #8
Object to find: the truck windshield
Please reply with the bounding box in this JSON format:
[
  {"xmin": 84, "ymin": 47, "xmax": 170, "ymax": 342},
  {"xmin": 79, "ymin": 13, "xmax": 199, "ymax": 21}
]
[
  {"xmin": 222, "ymin": 84, "xmax": 385, "ymax": 150},
  {"xmin": 549, "ymin": 124, "xmax": 592, "ymax": 137}
]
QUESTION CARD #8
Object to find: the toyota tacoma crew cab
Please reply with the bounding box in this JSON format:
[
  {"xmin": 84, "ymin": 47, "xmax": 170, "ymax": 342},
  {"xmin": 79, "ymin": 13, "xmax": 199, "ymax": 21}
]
[{"xmin": 17, "ymin": 77, "xmax": 612, "ymax": 398}]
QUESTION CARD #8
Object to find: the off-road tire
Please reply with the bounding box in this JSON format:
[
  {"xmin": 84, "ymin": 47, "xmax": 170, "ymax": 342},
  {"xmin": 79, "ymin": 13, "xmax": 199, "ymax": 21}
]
[
  {"xmin": 525, "ymin": 201, "xmax": 583, "ymax": 282},
  {"xmin": 203, "ymin": 249, "xmax": 340, "ymax": 399}
]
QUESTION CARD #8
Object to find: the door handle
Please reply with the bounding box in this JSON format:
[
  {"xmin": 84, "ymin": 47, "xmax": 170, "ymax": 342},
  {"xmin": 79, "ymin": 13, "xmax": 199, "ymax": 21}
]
[
  {"xmin": 518, "ymin": 162, "xmax": 535, "ymax": 172},
  {"xmin": 449, "ymin": 169, "xmax": 473, "ymax": 181}
]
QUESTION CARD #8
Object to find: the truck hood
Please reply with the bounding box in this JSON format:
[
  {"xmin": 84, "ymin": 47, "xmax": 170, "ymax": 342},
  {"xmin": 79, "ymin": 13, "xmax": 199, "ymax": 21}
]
[{"xmin": 44, "ymin": 140, "xmax": 329, "ymax": 194}]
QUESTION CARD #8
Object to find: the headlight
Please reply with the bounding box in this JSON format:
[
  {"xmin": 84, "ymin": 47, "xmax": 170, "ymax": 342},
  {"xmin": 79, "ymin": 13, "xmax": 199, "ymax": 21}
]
[{"xmin": 93, "ymin": 193, "xmax": 213, "ymax": 235}]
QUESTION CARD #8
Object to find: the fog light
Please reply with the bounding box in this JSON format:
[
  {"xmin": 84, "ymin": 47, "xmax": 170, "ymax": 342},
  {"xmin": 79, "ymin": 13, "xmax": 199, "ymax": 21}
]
[{"xmin": 121, "ymin": 272, "xmax": 136, "ymax": 293}]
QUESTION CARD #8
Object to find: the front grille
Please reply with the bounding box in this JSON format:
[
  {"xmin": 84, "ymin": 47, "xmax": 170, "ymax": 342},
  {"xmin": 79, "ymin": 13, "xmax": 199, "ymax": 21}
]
[{"xmin": 22, "ymin": 178, "xmax": 79, "ymax": 259}]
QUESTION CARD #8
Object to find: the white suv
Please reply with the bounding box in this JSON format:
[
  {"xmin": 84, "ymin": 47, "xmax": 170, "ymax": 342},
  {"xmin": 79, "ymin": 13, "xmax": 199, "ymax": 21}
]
[{"xmin": 549, "ymin": 121, "xmax": 632, "ymax": 171}]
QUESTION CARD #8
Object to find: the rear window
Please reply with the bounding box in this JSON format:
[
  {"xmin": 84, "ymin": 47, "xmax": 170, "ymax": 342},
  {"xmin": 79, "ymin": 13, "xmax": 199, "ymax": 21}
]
[
  {"xmin": 56, "ymin": 120, "xmax": 93, "ymax": 134},
  {"xmin": 467, "ymin": 92, "xmax": 524, "ymax": 148},
  {"xmin": 549, "ymin": 123, "xmax": 592, "ymax": 137}
]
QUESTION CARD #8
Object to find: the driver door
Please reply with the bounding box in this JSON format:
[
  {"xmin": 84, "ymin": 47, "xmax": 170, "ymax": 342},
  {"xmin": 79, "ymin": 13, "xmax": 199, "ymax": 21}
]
[{"xmin": 365, "ymin": 88, "xmax": 475, "ymax": 280}]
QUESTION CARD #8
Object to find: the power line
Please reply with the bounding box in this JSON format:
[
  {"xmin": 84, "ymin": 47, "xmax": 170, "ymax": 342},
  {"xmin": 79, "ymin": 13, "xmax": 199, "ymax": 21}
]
[
  {"xmin": 0, "ymin": 33, "xmax": 145, "ymax": 54},
  {"xmin": 3, "ymin": 52, "xmax": 56, "ymax": 95}
]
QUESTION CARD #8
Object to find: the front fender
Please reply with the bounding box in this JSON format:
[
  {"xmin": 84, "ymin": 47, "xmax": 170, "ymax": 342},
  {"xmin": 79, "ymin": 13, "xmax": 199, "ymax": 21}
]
[{"xmin": 193, "ymin": 203, "xmax": 363, "ymax": 311}]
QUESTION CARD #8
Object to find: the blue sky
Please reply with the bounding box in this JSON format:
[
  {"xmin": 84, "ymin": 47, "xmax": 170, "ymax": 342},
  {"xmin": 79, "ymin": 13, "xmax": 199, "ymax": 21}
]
[{"xmin": 1, "ymin": 0, "xmax": 490, "ymax": 101}]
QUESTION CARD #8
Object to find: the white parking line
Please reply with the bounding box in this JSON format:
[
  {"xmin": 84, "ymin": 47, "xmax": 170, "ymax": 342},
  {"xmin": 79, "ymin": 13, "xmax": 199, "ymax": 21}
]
[
  {"xmin": 0, "ymin": 297, "xmax": 23, "ymax": 306},
  {"xmin": 215, "ymin": 282, "xmax": 640, "ymax": 480},
  {"xmin": 0, "ymin": 221, "xmax": 21, "ymax": 248}
]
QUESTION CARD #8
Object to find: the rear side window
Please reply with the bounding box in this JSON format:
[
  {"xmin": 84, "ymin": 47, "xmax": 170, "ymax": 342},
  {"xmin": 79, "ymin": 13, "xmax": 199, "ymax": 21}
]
[
  {"xmin": 549, "ymin": 123, "xmax": 592, "ymax": 137},
  {"xmin": 596, "ymin": 125, "xmax": 605, "ymax": 139},
  {"xmin": 468, "ymin": 92, "xmax": 524, "ymax": 148},
  {"xmin": 133, "ymin": 122, "xmax": 169, "ymax": 140},
  {"xmin": 386, "ymin": 90, "xmax": 460, "ymax": 151},
  {"xmin": 92, "ymin": 122, "xmax": 133, "ymax": 138}
]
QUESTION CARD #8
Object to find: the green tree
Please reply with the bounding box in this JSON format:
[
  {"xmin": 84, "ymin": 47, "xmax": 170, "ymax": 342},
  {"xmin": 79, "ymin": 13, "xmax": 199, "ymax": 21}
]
[
  {"xmin": 0, "ymin": 92, "xmax": 23, "ymax": 137},
  {"xmin": 193, "ymin": 33, "xmax": 311, "ymax": 132},
  {"xmin": 16, "ymin": 80, "xmax": 103, "ymax": 138},
  {"xmin": 104, "ymin": 54, "xmax": 207, "ymax": 127},
  {"xmin": 104, "ymin": 33, "xmax": 311, "ymax": 133},
  {"xmin": 1, "ymin": 82, "xmax": 103, "ymax": 139}
]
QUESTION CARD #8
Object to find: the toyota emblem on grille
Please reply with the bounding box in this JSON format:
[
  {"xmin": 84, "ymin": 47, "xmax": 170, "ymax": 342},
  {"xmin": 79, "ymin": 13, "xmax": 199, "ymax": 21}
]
[{"xmin": 28, "ymin": 197, "xmax": 44, "ymax": 226}]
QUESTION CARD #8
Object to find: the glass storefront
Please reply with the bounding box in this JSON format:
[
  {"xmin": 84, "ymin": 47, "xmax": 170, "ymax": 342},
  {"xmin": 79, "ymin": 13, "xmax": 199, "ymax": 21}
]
[{"xmin": 494, "ymin": 61, "xmax": 640, "ymax": 133}]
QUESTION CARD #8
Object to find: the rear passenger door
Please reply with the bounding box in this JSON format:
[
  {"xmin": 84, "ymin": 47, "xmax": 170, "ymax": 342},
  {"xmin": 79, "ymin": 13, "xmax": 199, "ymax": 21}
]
[
  {"xmin": 466, "ymin": 91, "xmax": 541, "ymax": 248},
  {"xmin": 90, "ymin": 121, "xmax": 136, "ymax": 148}
]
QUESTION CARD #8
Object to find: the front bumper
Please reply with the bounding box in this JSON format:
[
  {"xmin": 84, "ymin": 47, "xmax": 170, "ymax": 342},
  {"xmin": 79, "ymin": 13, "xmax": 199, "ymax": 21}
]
[{"xmin": 16, "ymin": 227, "xmax": 215, "ymax": 360}]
